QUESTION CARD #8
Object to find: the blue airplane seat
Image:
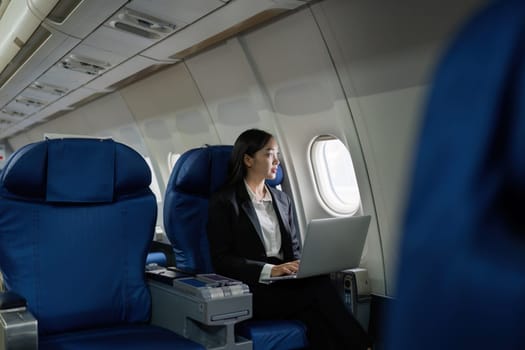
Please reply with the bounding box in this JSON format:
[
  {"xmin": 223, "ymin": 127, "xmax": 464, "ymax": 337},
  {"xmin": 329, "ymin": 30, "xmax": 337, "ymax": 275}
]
[
  {"xmin": 164, "ymin": 145, "xmax": 308, "ymax": 350},
  {"xmin": 385, "ymin": 1, "xmax": 525, "ymax": 349},
  {"xmin": 0, "ymin": 138, "xmax": 204, "ymax": 350},
  {"xmin": 146, "ymin": 251, "xmax": 168, "ymax": 266}
]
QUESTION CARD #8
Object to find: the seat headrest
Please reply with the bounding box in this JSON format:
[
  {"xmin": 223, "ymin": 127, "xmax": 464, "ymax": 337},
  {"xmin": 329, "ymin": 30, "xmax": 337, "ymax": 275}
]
[
  {"xmin": 172, "ymin": 145, "xmax": 232, "ymax": 197},
  {"xmin": 0, "ymin": 138, "xmax": 151, "ymax": 203},
  {"xmin": 171, "ymin": 145, "xmax": 284, "ymax": 197},
  {"xmin": 266, "ymin": 163, "xmax": 284, "ymax": 188}
]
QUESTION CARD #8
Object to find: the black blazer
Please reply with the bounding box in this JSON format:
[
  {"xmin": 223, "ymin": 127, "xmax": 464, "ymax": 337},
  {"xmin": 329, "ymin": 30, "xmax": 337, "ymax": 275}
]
[{"xmin": 207, "ymin": 182, "xmax": 301, "ymax": 286}]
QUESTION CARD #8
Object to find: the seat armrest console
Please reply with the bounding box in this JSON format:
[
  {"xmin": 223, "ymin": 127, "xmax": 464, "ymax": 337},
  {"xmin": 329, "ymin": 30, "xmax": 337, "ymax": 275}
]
[
  {"xmin": 147, "ymin": 270, "xmax": 253, "ymax": 349},
  {"xmin": 0, "ymin": 291, "xmax": 38, "ymax": 349}
]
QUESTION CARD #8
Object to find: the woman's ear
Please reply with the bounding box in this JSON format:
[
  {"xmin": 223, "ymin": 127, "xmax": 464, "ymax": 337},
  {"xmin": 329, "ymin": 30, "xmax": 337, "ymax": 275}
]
[{"xmin": 244, "ymin": 154, "xmax": 253, "ymax": 168}]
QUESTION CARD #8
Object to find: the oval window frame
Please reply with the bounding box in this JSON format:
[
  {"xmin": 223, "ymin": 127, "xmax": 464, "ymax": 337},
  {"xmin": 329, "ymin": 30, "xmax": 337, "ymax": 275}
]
[{"xmin": 310, "ymin": 135, "xmax": 361, "ymax": 215}]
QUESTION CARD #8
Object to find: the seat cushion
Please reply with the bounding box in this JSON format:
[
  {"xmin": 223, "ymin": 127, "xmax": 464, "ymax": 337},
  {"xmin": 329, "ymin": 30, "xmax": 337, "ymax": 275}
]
[
  {"xmin": 236, "ymin": 320, "xmax": 308, "ymax": 350},
  {"xmin": 39, "ymin": 324, "xmax": 205, "ymax": 350}
]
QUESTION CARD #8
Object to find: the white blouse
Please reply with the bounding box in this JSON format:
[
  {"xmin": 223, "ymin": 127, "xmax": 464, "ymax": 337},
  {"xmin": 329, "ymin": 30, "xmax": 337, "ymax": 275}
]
[{"xmin": 244, "ymin": 181, "xmax": 282, "ymax": 282}]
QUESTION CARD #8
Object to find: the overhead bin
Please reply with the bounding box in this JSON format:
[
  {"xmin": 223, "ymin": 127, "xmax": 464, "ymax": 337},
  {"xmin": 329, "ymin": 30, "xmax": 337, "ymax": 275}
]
[
  {"xmin": 0, "ymin": 0, "xmax": 58, "ymax": 74},
  {"xmin": 0, "ymin": 0, "xmax": 311, "ymax": 138},
  {"xmin": 29, "ymin": 0, "xmax": 129, "ymax": 39},
  {"xmin": 0, "ymin": 25, "xmax": 78, "ymax": 106},
  {"xmin": 0, "ymin": 87, "xmax": 98, "ymax": 139},
  {"xmin": 0, "ymin": 0, "xmax": 127, "ymax": 135}
]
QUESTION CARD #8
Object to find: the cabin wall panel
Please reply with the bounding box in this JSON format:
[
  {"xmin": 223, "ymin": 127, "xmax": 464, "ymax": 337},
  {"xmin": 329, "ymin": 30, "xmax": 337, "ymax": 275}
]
[
  {"xmin": 185, "ymin": 38, "xmax": 276, "ymax": 145},
  {"xmin": 311, "ymin": 0, "xmax": 487, "ymax": 295},
  {"xmin": 119, "ymin": 63, "xmax": 219, "ymax": 186},
  {"xmin": 25, "ymin": 110, "xmax": 90, "ymax": 141},
  {"xmin": 18, "ymin": 93, "xmax": 142, "ymax": 144},
  {"xmin": 7, "ymin": 133, "xmax": 32, "ymax": 151}
]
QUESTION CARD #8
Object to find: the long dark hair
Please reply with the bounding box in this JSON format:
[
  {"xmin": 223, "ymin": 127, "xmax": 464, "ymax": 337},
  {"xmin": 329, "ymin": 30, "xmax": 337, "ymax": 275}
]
[{"xmin": 224, "ymin": 129, "xmax": 274, "ymax": 187}]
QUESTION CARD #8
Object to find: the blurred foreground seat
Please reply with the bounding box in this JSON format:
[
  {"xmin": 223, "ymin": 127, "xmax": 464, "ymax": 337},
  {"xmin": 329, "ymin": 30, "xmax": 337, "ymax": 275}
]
[{"xmin": 385, "ymin": 1, "xmax": 525, "ymax": 349}]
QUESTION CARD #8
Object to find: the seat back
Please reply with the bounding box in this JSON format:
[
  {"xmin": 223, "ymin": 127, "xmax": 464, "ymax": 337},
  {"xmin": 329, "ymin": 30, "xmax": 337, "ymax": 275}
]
[
  {"xmin": 385, "ymin": 1, "xmax": 525, "ymax": 349},
  {"xmin": 163, "ymin": 145, "xmax": 283, "ymax": 273},
  {"xmin": 0, "ymin": 138, "xmax": 156, "ymax": 335}
]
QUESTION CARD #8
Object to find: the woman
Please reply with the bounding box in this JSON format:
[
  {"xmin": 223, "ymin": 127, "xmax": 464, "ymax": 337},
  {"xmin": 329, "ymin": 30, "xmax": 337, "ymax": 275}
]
[{"xmin": 207, "ymin": 129, "xmax": 371, "ymax": 350}]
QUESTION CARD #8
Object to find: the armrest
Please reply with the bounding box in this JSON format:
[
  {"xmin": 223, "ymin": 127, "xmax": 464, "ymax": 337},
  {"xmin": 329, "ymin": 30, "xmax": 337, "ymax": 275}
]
[
  {"xmin": 0, "ymin": 291, "xmax": 38, "ymax": 350},
  {"xmin": 0, "ymin": 291, "xmax": 27, "ymax": 310},
  {"xmin": 148, "ymin": 274, "xmax": 253, "ymax": 350}
]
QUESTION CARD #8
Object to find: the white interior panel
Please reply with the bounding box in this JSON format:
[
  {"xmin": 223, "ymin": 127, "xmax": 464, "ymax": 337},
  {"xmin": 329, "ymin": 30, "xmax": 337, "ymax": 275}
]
[
  {"xmin": 85, "ymin": 55, "xmax": 167, "ymax": 91},
  {"xmin": 24, "ymin": 91, "xmax": 141, "ymax": 145},
  {"xmin": 119, "ymin": 63, "xmax": 219, "ymax": 185},
  {"xmin": 7, "ymin": 133, "xmax": 32, "ymax": 150},
  {"xmin": 349, "ymin": 86, "xmax": 427, "ymax": 295},
  {"xmin": 73, "ymin": 93, "xmax": 137, "ymax": 139},
  {"xmin": 44, "ymin": 110, "xmax": 91, "ymax": 136},
  {"xmin": 25, "ymin": 110, "xmax": 88, "ymax": 141},
  {"xmin": 185, "ymin": 38, "xmax": 276, "ymax": 144}
]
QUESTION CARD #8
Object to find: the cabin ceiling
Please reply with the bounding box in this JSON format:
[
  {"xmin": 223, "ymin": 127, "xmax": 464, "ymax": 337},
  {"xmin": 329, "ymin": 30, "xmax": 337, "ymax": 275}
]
[{"xmin": 0, "ymin": 0, "xmax": 311, "ymax": 140}]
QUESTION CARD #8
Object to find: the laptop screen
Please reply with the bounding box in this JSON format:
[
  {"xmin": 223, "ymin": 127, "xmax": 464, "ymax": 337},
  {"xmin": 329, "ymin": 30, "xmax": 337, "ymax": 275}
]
[{"xmin": 262, "ymin": 215, "xmax": 371, "ymax": 281}]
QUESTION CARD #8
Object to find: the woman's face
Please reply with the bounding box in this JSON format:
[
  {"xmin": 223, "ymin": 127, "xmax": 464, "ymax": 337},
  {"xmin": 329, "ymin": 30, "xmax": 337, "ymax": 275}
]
[{"xmin": 244, "ymin": 137, "xmax": 280, "ymax": 181}]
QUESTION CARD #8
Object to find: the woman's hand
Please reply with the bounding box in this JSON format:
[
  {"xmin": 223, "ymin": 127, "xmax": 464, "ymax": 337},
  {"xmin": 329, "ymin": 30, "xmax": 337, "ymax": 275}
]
[{"xmin": 271, "ymin": 260, "xmax": 300, "ymax": 277}]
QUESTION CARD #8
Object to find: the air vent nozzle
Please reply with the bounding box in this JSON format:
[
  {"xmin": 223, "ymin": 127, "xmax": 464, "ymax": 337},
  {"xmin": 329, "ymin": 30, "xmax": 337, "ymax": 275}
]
[
  {"xmin": 29, "ymin": 82, "xmax": 68, "ymax": 96},
  {"xmin": 1, "ymin": 108, "xmax": 26, "ymax": 119},
  {"xmin": 110, "ymin": 8, "xmax": 176, "ymax": 39},
  {"xmin": 15, "ymin": 96, "xmax": 47, "ymax": 108},
  {"xmin": 61, "ymin": 54, "xmax": 111, "ymax": 75}
]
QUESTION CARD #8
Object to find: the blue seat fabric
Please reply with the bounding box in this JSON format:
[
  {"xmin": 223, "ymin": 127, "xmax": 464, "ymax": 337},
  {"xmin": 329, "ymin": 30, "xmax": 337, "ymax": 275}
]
[
  {"xmin": 385, "ymin": 1, "xmax": 525, "ymax": 349},
  {"xmin": 39, "ymin": 325, "xmax": 200, "ymax": 350},
  {"xmin": 164, "ymin": 145, "xmax": 308, "ymax": 350},
  {"xmin": 0, "ymin": 138, "xmax": 203, "ymax": 350},
  {"xmin": 146, "ymin": 251, "xmax": 168, "ymax": 266},
  {"xmin": 235, "ymin": 320, "xmax": 307, "ymax": 350}
]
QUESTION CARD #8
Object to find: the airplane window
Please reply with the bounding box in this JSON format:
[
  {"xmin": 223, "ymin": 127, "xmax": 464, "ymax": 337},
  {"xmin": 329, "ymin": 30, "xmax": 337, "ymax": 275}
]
[
  {"xmin": 311, "ymin": 136, "xmax": 361, "ymax": 215},
  {"xmin": 144, "ymin": 157, "xmax": 163, "ymax": 204},
  {"xmin": 167, "ymin": 152, "xmax": 181, "ymax": 171}
]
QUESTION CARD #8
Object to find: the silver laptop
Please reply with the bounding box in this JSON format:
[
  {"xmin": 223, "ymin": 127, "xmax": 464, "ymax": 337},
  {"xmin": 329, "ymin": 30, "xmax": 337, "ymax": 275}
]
[{"xmin": 261, "ymin": 215, "xmax": 371, "ymax": 281}]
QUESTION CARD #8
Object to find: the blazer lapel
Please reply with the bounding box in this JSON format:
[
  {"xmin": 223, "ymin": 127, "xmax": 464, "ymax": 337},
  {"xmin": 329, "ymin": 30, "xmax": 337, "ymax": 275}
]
[
  {"xmin": 237, "ymin": 184, "xmax": 265, "ymax": 245},
  {"xmin": 270, "ymin": 188, "xmax": 291, "ymax": 235},
  {"xmin": 269, "ymin": 188, "xmax": 295, "ymax": 260}
]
